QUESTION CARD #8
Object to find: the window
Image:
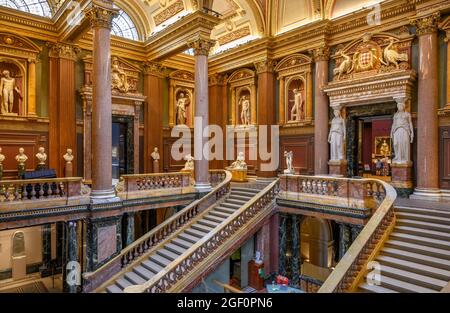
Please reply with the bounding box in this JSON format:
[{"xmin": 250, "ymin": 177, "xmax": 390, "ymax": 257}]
[
  {"xmin": 0, "ymin": 0, "xmax": 52, "ymax": 18},
  {"xmin": 111, "ymin": 9, "xmax": 139, "ymax": 41}
]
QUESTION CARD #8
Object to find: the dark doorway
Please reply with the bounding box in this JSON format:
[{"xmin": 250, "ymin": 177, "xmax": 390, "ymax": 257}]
[{"xmin": 112, "ymin": 116, "xmax": 134, "ymax": 180}]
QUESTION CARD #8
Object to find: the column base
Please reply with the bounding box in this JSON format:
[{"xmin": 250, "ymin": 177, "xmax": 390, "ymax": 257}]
[
  {"xmin": 90, "ymin": 188, "xmax": 120, "ymax": 204},
  {"xmin": 328, "ymin": 160, "xmax": 348, "ymax": 177},
  {"xmin": 440, "ymin": 189, "xmax": 450, "ymax": 201},
  {"xmin": 195, "ymin": 183, "xmax": 212, "ymax": 193},
  {"xmin": 410, "ymin": 188, "xmax": 442, "ymax": 201}
]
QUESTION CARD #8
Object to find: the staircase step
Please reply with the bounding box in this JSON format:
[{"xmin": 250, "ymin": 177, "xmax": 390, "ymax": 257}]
[
  {"xmin": 226, "ymin": 199, "xmax": 247, "ymax": 205},
  {"xmin": 396, "ymin": 212, "xmax": 450, "ymax": 226},
  {"xmin": 116, "ymin": 278, "xmax": 133, "ymax": 290},
  {"xmin": 378, "ymin": 275, "xmax": 438, "ymax": 293},
  {"xmin": 210, "ymin": 210, "xmax": 231, "ymax": 219},
  {"xmin": 377, "ymin": 255, "xmax": 450, "ymax": 281},
  {"xmin": 390, "ymin": 232, "xmax": 450, "ymax": 251},
  {"xmin": 397, "ymin": 219, "xmax": 450, "ymax": 233},
  {"xmin": 198, "ymin": 219, "xmax": 220, "ymax": 228},
  {"xmin": 378, "ymin": 264, "xmax": 447, "ymax": 291},
  {"xmin": 381, "ymin": 247, "xmax": 450, "ymax": 271},
  {"xmin": 124, "ymin": 272, "xmax": 146, "ymax": 285},
  {"xmin": 385, "ymin": 240, "xmax": 450, "ymax": 260},
  {"xmin": 205, "ymin": 214, "xmax": 226, "ymax": 224},
  {"xmin": 171, "ymin": 238, "xmax": 193, "ymax": 249},
  {"xmin": 133, "ymin": 265, "xmax": 155, "ymax": 280},
  {"xmin": 185, "ymin": 228, "xmax": 208, "ymax": 238},
  {"xmin": 232, "ymin": 187, "xmax": 260, "ymax": 194},
  {"xmin": 394, "ymin": 226, "xmax": 450, "ymax": 241},
  {"xmin": 215, "ymin": 206, "xmax": 236, "ymax": 214},
  {"xmin": 141, "ymin": 259, "xmax": 164, "ymax": 274},
  {"xmin": 221, "ymin": 202, "xmax": 242, "ymax": 209},
  {"xmin": 148, "ymin": 255, "xmax": 171, "ymax": 269},
  {"xmin": 232, "ymin": 191, "xmax": 257, "ymax": 198},
  {"xmin": 165, "ymin": 243, "xmax": 186, "ymax": 255},
  {"xmin": 359, "ymin": 283, "xmax": 398, "ymax": 293},
  {"xmin": 179, "ymin": 232, "xmax": 205, "ymax": 243},
  {"xmin": 157, "ymin": 248, "xmax": 180, "ymax": 261},
  {"xmin": 396, "ymin": 206, "xmax": 450, "ymax": 219},
  {"xmin": 229, "ymin": 195, "xmax": 252, "ymax": 202},
  {"xmin": 106, "ymin": 284, "xmax": 123, "ymax": 293},
  {"xmin": 191, "ymin": 223, "xmax": 214, "ymax": 233}
]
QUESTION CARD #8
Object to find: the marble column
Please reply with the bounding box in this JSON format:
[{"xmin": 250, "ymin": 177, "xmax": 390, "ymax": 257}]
[
  {"xmin": 27, "ymin": 59, "xmax": 37, "ymax": 117},
  {"xmin": 291, "ymin": 215, "xmax": 300, "ymax": 286},
  {"xmin": 188, "ymin": 37, "xmax": 215, "ymax": 193},
  {"xmin": 279, "ymin": 77, "xmax": 286, "ymax": 125},
  {"xmin": 411, "ymin": 13, "xmax": 441, "ymax": 199},
  {"xmin": 440, "ymin": 27, "xmax": 450, "ymax": 113},
  {"xmin": 124, "ymin": 212, "xmax": 135, "ymax": 247},
  {"xmin": 312, "ymin": 46, "xmax": 330, "ymax": 175},
  {"xmin": 208, "ymin": 73, "xmax": 227, "ymax": 170},
  {"xmin": 350, "ymin": 225, "xmax": 363, "ymax": 243},
  {"xmin": 85, "ymin": 2, "xmax": 119, "ymax": 202},
  {"xmin": 279, "ymin": 214, "xmax": 288, "ymax": 276},
  {"xmin": 64, "ymin": 221, "xmax": 79, "ymax": 293},
  {"xmin": 338, "ymin": 223, "xmax": 351, "ymax": 261},
  {"xmin": 40, "ymin": 224, "xmax": 52, "ymax": 277}
]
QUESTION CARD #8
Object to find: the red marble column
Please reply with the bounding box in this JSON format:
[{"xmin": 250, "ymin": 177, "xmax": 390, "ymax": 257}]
[
  {"xmin": 208, "ymin": 73, "xmax": 227, "ymax": 170},
  {"xmin": 313, "ymin": 46, "xmax": 330, "ymax": 175},
  {"xmin": 412, "ymin": 13, "xmax": 441, "ymax": 199},
  {"xmin": 85, "ymin": 1, "xmax": 119, "ymax": 202},
  {"xmin": 189, "ymin": 38, "xmax": 215, "ymax": 193}
]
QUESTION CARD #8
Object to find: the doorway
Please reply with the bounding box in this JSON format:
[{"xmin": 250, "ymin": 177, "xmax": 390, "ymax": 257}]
[{"xmin": 112, "ymin": 116, "xmax": 134, "ymax": 181}]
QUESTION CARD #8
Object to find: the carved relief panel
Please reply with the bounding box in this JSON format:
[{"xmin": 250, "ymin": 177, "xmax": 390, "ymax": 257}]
[
  {"xmin": 227, "ymin": 69, "xmax": 256, "ymax": 127},
  {"xmin": 169, "ymin": 70, "xmax": 195, "ymax": 128},
  {"xmin": 275, "ymin": 54, "xmax": 313, "ymax": 126}
]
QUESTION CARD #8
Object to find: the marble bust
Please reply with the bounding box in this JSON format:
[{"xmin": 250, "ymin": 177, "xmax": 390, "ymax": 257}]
[
  {"xmin": 0, "ymin": 147, "xmax": 5, "ymax": 180},
  {"xmin": 230, "ymin": 152, "xmax": 247, "ymax": 170},
  {"xmin": 64, "ymin": 148, "xmax": 74, "ymax": 163},
  {"xmin": 182, "ymin": 154, "xmax": 195, "ymax": 171},
  {"xmin": 391, "ymin": 99, "xmax": 414, "ymax": 164},
  {"xmin": 36, "ymin": 147, "xmax": 47, "ymax": 170},
  {"xmin": 151, "ymin": 147, "xmax": 160, "ymax": 173},
  {"xmin": 151, "ymin": 147, "xmax": 160, "ymax": 160},
  {"xmin": 16, "ymin": 148, "xmax": 28, "ymax": 178},
  {"xmin": 328, "ymin": 109, "xmax": 346, "ymax": 161}
]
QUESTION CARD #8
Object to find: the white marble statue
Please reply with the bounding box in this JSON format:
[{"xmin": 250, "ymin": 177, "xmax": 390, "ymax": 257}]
[
  {"xmin": 0, "ymin": 70, "xmax": 21, "ymax": 115},
  {"xmin": 151, "ymin": 147, "xmax": 160, "ymax": 161},
  {"xmin": 63, "ymin": 149, "xmax": 74, "ymax": 178},
  {"xmin": 0, "ymin": 147, "xmax": 5, "ymax": 165},
  {"xmin": 328, "ymin": 109, "xmax": 346, "ymax": 161},
  {"xmin": 151, "ymin": 147, "xmax": 160, "ymax": 173},
  {"xmin": 255, "ymin": 251, "xmax": 263, "ymax": 265},
  {"xmin": 36, "ymin": 147, "xmax": 47, "ymax": 170},
  {"xmin": 176, "ymin": 93, "xmax": 189, "ymax": 125},
  {"xmin": 391, "ymin": 99, "xmax": 414, "ymax": 164},
  {"xmin": 182, "ymin": 154, "xmax": 195, "ymax": 171},
  {"xmin": 289, "ymin": 89, "xmax": 304, "ymax": 122},
  {"xmin": 63, "ymin": 149, "xmax": 74, "ymax": 163},
  {"xmin": 239, "ymin": 95, "xmax": 250, "ymax": 126},
  {"xmin": 16, "ymin": 148, "xmax": 28, "ymax": 165},
  {"xmin": 230, "ymin": 152, "xmax": 247, "ymax": 170},
  {"xmin": 284, "ymin": 151, "xmax": 295, "ymax": 174}
]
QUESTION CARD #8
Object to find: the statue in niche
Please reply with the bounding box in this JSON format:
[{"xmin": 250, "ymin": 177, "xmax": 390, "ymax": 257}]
[
  {"xmin": 289, "ymin": 88, "xmax": 305, "ymax": 122},
  {"xmin": 64, "ymin": 148, "xmax": 74, "ymax": 177},
  {"xmin": 328, "ymin": 109, "xmax": 346, "ymax": 161},
  {"xmin": 182, "ymin": 154, "xmax": 195, "ymax": 171},
  {"xmin": 176, "ymin": 92, "xmax": 190, "ymax": 125},
  {"xmin": 15, "ymin": 148, "xmax": 28, "ymax": 178},
  {"xmin": 151, "ymin": 147, "xmax": 160, "ymax": 173},
  {"xmin": 0, "ymin": 70, "xmax": 21, "ymax": 115},
  {"xmin": 284, "ymin": 151, "xmax": 295, "ymax": 175},
  {"xmin": 239, "ymin": 95, "xmax": 250, "ymax": 126},
  {"xmin": 35, "ymin": 147, "xmax": 47, "ymax": 171},
  {"xmin": 391, "ymin": 99, "xmax": 414, "ymax": 164},
  {"xmin": 230, "ymin": 152, "xmax": 247, "ymax": 170},
  {"xmin": 0, "ymin": 147, "xmax": 5, "ymax": 180},
  {"xmin": 111, "ymin": 58, "xmax": 129, "ymax": 93}
]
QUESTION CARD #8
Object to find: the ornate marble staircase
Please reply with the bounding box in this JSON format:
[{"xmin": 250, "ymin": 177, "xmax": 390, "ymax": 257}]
[
  {"xmin": 359, "ymin": 205, "xmax": 450, "ymax": 293},
  {"xmin": 90, "ymin": 176, "xmax": 279, "ymax": 293}
]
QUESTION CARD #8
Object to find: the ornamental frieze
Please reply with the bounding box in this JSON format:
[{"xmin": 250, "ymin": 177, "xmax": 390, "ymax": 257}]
[
  {"xmin": 218, "ymin": 26, "xmax": 251, "ymax": 46},
  {"xmin": 154, "ymin": 0, "xmax": 185, "ymax": 26}
]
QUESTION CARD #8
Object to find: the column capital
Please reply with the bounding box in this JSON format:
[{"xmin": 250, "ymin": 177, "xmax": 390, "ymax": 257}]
[
  {"xmin": 47, "ymin": 42, "xmax": 80, "ymax": 60},
  {"xmin": 85, "ymin": 1, "xmax": 119, "ymax": 30},
  {"xmin": 411, "ymin": 12, "xmax": 440, "ymax": 36},
  {"xmin": 311, "ymin": 44, "xmax": 330, "ymax": 62},
  {"xmin": 254, "ymin": 58, "xmax": 276, "ymax": 74},
  {"xmin": 187, "ymin": 37, "xmax": 216, "ymax": 56},
  {"xmin": 143, "ymin": 61, "xmax": 166, "ymax": 77},
  {"xmin": 208, "ymin": 73, "xmax": 227, "ymax": 86}
]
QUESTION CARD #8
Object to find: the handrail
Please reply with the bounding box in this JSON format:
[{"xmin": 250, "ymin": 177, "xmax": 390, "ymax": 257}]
[
  {"xmin": 318, "ymin": 178, "xmax": 396, "ymax": 293},
  {"xmin": 83, "ymin": 170, "xmax": 231, "ymax": 292},
  {"xmin": 213, "ymin": 280, "xmax": 243, "ymax": 293},
  {"xmin": 298, "ymin": 275, "xmax": 323, "ymax": 293},
  {"xmin": 123, "ymin": 178, "xmax": 280, "ymax": 293}
]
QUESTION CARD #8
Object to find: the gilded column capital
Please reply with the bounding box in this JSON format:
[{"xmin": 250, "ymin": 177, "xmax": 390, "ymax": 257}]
[
  {"xmin": 187, "ymin": 37, "xmax": 216, "ymax": 56},
  {"xmin": 254, "ymin": 58, "xmax": 276, "ymax": 74},
  {"xmin": 411, "ymin": 12, "xmax": 440, "ymax": 36},
  {"xmin": 84, "ymin": 0, "xmax": 119, "ymax": 30},
  {"xmin": 47, "ymin": 43, "xmax": 80, "ymax": 60},
  {"xmin": 208, "ymin": 73, "xmax": 227, "ymax": 86},
  {"xmin": 311, "ymin": 45, "xmax": 330, "ymax": 62},
  {"xmin": 143, "ymin": 61, "xmax": 166, "ymax": 78}
]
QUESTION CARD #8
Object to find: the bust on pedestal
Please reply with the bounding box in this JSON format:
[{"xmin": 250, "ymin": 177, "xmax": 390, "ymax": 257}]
[
  {"xmin": 35, "ymin": 147, "xmax": 47, "ymax": 171},
  {"xmin": 226, "ymin": 152, "xmax": 248, "ymax": 182},
  {"xmin": 64, "ymin": 149, "xmax": 74, "ymax": 178},
  {"xmin": 328, "ymin": 108, "xmax": 347, "ymax": 176},
  {"xmin": 151, "ymin": 147, "xmax": 160, "ymax": 173},
  {"xmin": 15, "ymin": 148, "xmax": 28, "ymax": 179},
  {"xmin": 0, "ymin": 147, "xmax": 5, "ymax": 180}
]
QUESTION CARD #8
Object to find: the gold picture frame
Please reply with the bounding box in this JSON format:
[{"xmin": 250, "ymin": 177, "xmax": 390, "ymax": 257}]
[{"xmin": 374, "ymin": 136, "xmax": 392, "ymax": 157}]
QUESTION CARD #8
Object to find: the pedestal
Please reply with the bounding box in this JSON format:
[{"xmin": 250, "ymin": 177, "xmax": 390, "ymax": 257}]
[
  {"xmin": 226, "ymin": 168, "xmax": 248, "ymax": 182},
  {"xmin": 328, "ymin": 160, "xmax": 347, "ymax": 177},
  {"xmin": 17, "ymin": 164, "xmax": 26, "ymax": 179},
  {"xmin": 152, "ymin": 160, "xmax": 160, "ymax": 173},
  {"xmin": 391, "ymin": 162, "xmax": 413, "ymax": 197},
  {"xmin": 36, "ymin": 164, "xmax": 47, "ymax": 171},
  {"xmin": 0, "ymin": 164, "xmax": 3, "ymax": 180},
  {"xmin": 65, "ymin": 162, "xmax": 73, "ymax": 178},
  {"xmin": 248, "ymin": 260, "xmax": 264, "ymax": 290}
]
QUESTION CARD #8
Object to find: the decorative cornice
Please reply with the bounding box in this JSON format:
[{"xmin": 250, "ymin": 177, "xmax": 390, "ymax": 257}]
[
  {"xmin": 84, "ymin": 1, "xmax": 119, "ymax": 30},
  {"xmin": 143, "ymin": 61, "xmax": 166, "ymax": 77},
  {"xmin": 47, "ymin": 42, "xmax": 80, "ymax": 60},
  {"xmin": 410, "ymin": 12, "xmax": 441, "ymax": 36},
  {"xmin": 254, "ymin": 58, "xmax": 276, "ymax": 74},
  {"xmin": 311, "ymin": 44, "xmax": 330, "ymax": 62},
  {"xmin": 208, "ymin": 73, "xmax": 227, "ymax": 86},
  {"xmin": 187, "ymin": 37, "xmax": 216, "ymax": 56}
]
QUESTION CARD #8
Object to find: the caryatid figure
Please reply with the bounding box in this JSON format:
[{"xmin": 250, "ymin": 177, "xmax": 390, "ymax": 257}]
[
  {"xmin": 328, "ymin": 109, "xmax": 346, "ymax": 161},
  {"xmin": 391, "ymin": 99, "xmax": 414, "ymax": 164}
]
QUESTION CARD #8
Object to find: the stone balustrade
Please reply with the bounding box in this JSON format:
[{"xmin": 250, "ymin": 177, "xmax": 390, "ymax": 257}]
[
  {"xmin": 299, "ymin": 275, "xmax": 323, "ymax": 293},
  {"xmin": 0, "ymin": 177, "xmax": 90, "ymax": 210}
]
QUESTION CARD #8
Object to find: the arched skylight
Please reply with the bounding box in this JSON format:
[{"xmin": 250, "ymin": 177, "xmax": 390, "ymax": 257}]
[
  {"xmin": 111, "ymin": 9, "xmax": 139, "ymax": 41},
  {"xmin": 0, "ymin": 0, "xmax": 52, "ymax": 17}
]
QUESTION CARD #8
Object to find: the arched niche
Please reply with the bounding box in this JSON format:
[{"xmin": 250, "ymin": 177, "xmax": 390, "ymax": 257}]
[
  {"xmin": 169, "ymin": 70, "xmax": 195, "ymax": 128},
  {"xmin": 227, "ymin": 68, "xmax": 256, "ymax": 127}
]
